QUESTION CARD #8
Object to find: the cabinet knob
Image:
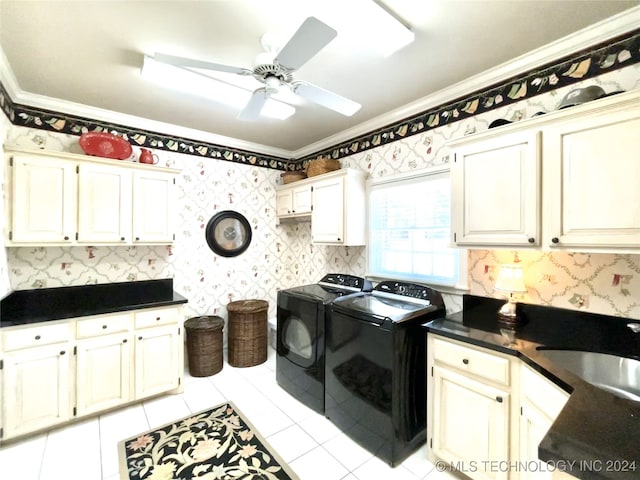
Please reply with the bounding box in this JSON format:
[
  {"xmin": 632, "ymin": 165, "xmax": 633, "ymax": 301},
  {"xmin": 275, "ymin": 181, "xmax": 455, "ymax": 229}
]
[
  {"xmin": 138, "ymin": 336, "xmax": 143, "ymax": 340},
  {"xmin": 496, "ymin": 396, "xmax": 503, "ymax": 403},
  {"xmin": 123, "ymin": 339, "xmax": 128, "ymax": 343},
  {"xmin": 64, "ymin": 236, "xmax": 69, "ymax": 240},
  {"xmin": 121, "ymin": 237, "xmax": 125, "ymax": 241},
  {"xmin": 528, "ymin": 237, "xmax": 535, "ymax": 244},
  {"xmin": 551, "ymin": 237, "xmax": 559, "ymax": 244},
  {"xmin": 60, "ymin": 350, "xmax": 66, "ymax": 355},
  {"xmin": 35, "ymin": 335, "xmax": 41, "ymax": 340},
  {"xmin": 337, "ymin": 237, "xmax": 341, "ymax": 241},
  {"xmin": 156, "ymin": 316, "xmax": 161, "ymax": 321},
  {"xmin": 462, "ymin": 358, "xmax": 469, "ymax": 365},
  {"xmin": 102, "ymin": 325, "xmax": 107, "ymax": 329},
  {"xmin": 135, "ymin": 237, "xmax": 140, "ymax": 241}
]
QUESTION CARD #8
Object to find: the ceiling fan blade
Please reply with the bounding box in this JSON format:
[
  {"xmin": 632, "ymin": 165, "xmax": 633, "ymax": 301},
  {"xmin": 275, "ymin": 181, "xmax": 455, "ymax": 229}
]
[
  {"xmin": 293, "ymin": 82, "xmax": 361, "ymax": 116},
  {"xmin": 275, "ymin": 17, "xmax": 337, "ymax": 71},
  {"xmin": 237, "ymin": 88, "xmax": 269, "ymax": 121},
  {"xmin": 153, "ymin": 52, "xmax": 252, "ymax": 76}
]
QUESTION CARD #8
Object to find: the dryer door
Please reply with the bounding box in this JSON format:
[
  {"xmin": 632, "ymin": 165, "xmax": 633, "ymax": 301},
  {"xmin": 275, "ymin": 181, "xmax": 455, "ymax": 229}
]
[{"xmin": 277, "ymin": 293, "xmax": 322, "ymax": 369}]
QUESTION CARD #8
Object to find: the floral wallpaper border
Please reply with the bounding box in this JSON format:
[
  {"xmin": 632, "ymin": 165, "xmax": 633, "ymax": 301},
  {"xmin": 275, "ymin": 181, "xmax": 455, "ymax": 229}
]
[
  {"xmin": 0, "ymin": 81, "xmax": 293, "ymax": 171},
  {"xmin": 299, "ymin": 28, "xmax": 640, "ymax": 164},
  {"xmin": 1, "ymin": 28, "xmax": 639, "ymax": 171}
]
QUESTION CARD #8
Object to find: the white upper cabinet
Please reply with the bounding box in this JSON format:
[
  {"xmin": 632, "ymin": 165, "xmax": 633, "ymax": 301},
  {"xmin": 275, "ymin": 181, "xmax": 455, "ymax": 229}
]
[
  {"xmin": 544, "ymin": 102, "xmax": 640, "ymax": 249},
  {"xmin": 77, "ymin": 162, "xmax": 132, "ymax": 243},
  {"xmin": 10, "ymin": 155, "xmax": 76, "ymax": 243},
  {"xmin": 276, "ymin": 183, "xmax": 312, "ymax": 217},
  {"xmin": 450, "ymin": 90, "xmax": 640, "ymax": 252},
  {"xmin": 451, "ymin": 130, "xmax": 541, "ymax": 247},
  {"xmin": 275, "ymin": 168, "xmax": 367, "ymax": 246},
  {"xmin": 4, "ymin": 147, "xmax": 179, "ymax": 246},
  {"xmin": 311, "ymin": 169, "xmax": 366, "ymax": 246},
  {"xmin": 132, "ymin": 170, "xmax": 176, "ymax": 244}
]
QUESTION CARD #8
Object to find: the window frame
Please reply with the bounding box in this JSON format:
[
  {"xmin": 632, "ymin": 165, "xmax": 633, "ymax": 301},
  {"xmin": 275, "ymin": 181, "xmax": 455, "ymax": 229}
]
[{"xmin": 366, "ymin": 165, "xmax": 468, "ymax": 293}]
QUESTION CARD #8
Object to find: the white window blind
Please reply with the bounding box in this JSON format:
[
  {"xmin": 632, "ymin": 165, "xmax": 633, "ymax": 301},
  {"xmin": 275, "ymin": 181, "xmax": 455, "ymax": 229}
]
[{"xmin": 368, "ymin": 168, "xmax": 460, "ymax": 287}]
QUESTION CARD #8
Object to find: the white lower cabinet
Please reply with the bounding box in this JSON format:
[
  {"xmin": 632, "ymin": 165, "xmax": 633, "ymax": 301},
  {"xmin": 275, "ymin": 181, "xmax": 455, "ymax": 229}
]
[
  {"xmin": 3, "ymin": 342, "xmax": 72, "ymax": 439},
  {"xmin": 428, "ymin": 333, "xmax": 574, "ymax": 480},
  {"xmin": 135, "ymin": 324, "xmax": 181, "ymax": 399},
  {"xmin": 433, "ymin": 366, "xmax": 510, "ymax": 480},
  {"xmin": 76, "ymin": 333, "xmax": 133, "ymax": 416},
  {"xmin": 0, "ymin": 305, "xmax": 183, "ymax": 442},
  {"xmin": 519, "ymin": 365, "xmax": 573, "ymax": 480}
]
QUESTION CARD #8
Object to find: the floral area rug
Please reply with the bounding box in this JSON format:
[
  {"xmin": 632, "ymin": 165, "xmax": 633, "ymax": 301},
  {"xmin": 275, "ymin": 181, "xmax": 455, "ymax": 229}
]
[{"xmin": 118, "ymin": 401, "xmax": 299, "ymax": 480}]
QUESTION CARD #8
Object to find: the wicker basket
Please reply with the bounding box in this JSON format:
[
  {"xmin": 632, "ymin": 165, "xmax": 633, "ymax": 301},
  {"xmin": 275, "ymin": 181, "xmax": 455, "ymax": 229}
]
[
  {"xmin": 306, "ymin": 158, "xmax": 341, "ymax": 177},
  {"xmin": 184, "ymin": 316, "xmax": 224, "ymax": 377},
  {"xmin": 227, "ymin": 299, "xmax": 268, "ymax": 367},
  {"xmin": 281, "ymin": 171, "xmax": 307, "ymax": 184}
]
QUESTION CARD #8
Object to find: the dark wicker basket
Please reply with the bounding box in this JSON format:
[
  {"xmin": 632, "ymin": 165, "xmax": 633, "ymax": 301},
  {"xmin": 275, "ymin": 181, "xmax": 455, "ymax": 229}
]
[
  {"xmin": 227, "ymin": 300, "xmax": 268, "ymax": 367},
  {"xmin": 184, "ymin": 316, "xmax": 224, "ymax": 377}
]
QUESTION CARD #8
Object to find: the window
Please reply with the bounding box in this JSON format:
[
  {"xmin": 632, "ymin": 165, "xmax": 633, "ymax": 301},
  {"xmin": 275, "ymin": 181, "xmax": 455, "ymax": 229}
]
[{"xmin": 368, "ymin": 166, "xmax": 465, "ymax": 289}]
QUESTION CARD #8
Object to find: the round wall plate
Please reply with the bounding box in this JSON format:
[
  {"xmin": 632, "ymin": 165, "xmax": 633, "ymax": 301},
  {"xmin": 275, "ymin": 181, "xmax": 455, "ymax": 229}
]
[{"xmin": 205, "ymin": 211, "xmax": 252, "ymax": 257}]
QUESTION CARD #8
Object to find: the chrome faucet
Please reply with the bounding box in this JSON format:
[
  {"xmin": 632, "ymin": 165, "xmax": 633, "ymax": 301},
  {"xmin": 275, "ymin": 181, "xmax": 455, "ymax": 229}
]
[{"xmin": 627, "ymin": 323, "xmax": 640, "ymax": 333}]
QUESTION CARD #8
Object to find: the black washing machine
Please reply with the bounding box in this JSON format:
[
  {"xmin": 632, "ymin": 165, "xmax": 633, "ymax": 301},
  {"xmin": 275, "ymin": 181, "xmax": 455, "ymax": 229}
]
[
  {"xmin": 276, "ymin": 274, "xmax": 371, "ymax": 413},
  {"xmin": 325, "ymin": 280, "xmax": 445, "ymax": 466}
]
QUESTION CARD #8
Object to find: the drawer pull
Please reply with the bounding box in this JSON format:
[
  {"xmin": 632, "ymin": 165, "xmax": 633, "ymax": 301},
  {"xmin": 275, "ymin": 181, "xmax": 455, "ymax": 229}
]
[
  {"xmin": 102, "ymin": 325, "xmax": 107, "ymax": 329},
  {"xmin": 496, "ymin": 396, "xmax": 503, "ymax": 403},
  {"xmin": 35, "ymin": 335, "xmax": 41, "ymax": 340},
  {"xmin": 462, "ymin": 358, "xmax": 469, "ymax": 365}
]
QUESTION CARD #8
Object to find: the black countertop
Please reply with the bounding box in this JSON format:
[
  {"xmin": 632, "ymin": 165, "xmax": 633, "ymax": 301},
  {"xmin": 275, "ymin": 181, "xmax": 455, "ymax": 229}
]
[
  {"xmin": 425, "ymin": 295, "xmax": 640, "ymax": 480},
  {"xmin": 0, "ymin": 278, "xmax": 188, "ymax": 327}
]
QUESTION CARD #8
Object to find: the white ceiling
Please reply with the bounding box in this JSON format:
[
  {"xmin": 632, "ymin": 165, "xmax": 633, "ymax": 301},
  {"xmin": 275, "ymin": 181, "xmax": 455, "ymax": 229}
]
[{"xmin": 1, "ymin": 0, "xmax": 639, "ymax": 157}]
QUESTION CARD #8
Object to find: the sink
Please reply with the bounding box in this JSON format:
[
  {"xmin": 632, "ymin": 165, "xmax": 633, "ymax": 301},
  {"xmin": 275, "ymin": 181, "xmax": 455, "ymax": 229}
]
[{"xmin": 536, "ymin": 348, "xmax": 640, "ymax": 402}]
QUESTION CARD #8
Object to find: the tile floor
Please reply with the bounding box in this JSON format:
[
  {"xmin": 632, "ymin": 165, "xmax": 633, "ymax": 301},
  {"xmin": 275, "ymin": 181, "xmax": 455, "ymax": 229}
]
[{"xmin": 0, "ymin": 348, "xmax": 459, "ymax": 480}]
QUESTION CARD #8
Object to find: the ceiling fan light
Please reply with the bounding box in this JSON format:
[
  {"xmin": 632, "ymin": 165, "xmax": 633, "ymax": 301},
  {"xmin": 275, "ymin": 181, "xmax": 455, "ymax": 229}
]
[{"xmin": 262, "ymin": 100, "xmax": 295, "ymax": 120}]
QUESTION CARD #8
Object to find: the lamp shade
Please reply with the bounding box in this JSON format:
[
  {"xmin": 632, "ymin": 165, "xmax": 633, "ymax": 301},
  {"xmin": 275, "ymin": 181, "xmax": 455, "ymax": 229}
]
[{"xmin": 495, "ymin": 264, "xmax": 526, "ymax": 293}]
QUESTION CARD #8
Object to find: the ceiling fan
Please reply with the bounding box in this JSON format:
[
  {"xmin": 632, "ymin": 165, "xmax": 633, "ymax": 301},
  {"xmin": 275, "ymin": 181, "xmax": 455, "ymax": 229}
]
[{"xmin": 151, "ymin": 16, "xmax": 361, "ymax": 121}]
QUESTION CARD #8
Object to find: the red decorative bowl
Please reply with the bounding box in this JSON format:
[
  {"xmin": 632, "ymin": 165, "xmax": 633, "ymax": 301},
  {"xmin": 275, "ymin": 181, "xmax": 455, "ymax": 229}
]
[{"xmin": 79, "ymin": 132, "xmax": 133, "ymax": 160}]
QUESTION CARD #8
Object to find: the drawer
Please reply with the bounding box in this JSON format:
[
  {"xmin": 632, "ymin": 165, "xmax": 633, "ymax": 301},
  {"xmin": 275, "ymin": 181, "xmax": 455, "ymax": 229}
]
[
  {"xmin": 76, "ymin": 312, "xmax": 132, "ymax": 339},
  {"xmin": 135, "ymin": 307, "xmax": 179, "ymax": 329},
  {"xmin": 3, "ymin": 321, "xmax": 72, "ymax": 351},
  {"xmin": 432, "ymin": 336, "xmax": 511, "ymax": 386}
]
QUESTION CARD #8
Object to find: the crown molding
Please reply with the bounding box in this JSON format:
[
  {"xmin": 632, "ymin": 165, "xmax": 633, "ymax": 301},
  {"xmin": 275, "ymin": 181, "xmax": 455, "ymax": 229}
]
[{"xmin": 291, "ymin": 5, "xmax": 640, "ymax": 158}]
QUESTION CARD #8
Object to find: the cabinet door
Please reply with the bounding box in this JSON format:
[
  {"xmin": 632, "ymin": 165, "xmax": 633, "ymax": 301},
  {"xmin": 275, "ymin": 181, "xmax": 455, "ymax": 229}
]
[
  {"xmin": 433, "ymin": 366, "xmax": 510, "ymax": 480},
  {"xmin": 2, "ymin": 344, "xmax": 71, "ymax": 438},
  {"xmin": 292, "ymin": 184, "xmax": 312, "ymax": 215},
  {"xmin": 519, "ymin": 366, "xmax": 571, "ymax": 480},
  {"xmin": 76, "ymin": 333, "xmax": 133, "ymax": 416},
  {"xmin": 451, "ymin": 130, "xmax": 541, "ymax": 247},
  {"xmin": 545, "ymin": 107, "xmax": 640, "ymax": 248},
  {"xmin": 311, "ymin": 176, "xmax": 344, "ymax": 243},
  {"xmin": 10, "ymin": 155, "xmax": 76, "ymax": 243},
  {"xmin": 276, "ymin": 188, "xmax": 293, "ymax": 216},
  {"xmin": 77, "ymin": 163, "xmax": 132, "ymax": 243},
  {"xmin": 135, "ymin": 324, "xmax": 180, "ymax": 399},
  {"xmin": 132, "ymin": 170, "xmax": 175, "ymax": 244}
]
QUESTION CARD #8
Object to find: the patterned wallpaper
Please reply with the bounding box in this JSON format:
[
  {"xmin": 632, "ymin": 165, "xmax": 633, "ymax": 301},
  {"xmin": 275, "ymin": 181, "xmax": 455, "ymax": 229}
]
[
  {"xmin": 2, "ymin": 47, "xmax": 640, "ymax": 321},
  {"xmin": 2, "ymin": 128, "xmax": 367, "ymax": 323}
]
